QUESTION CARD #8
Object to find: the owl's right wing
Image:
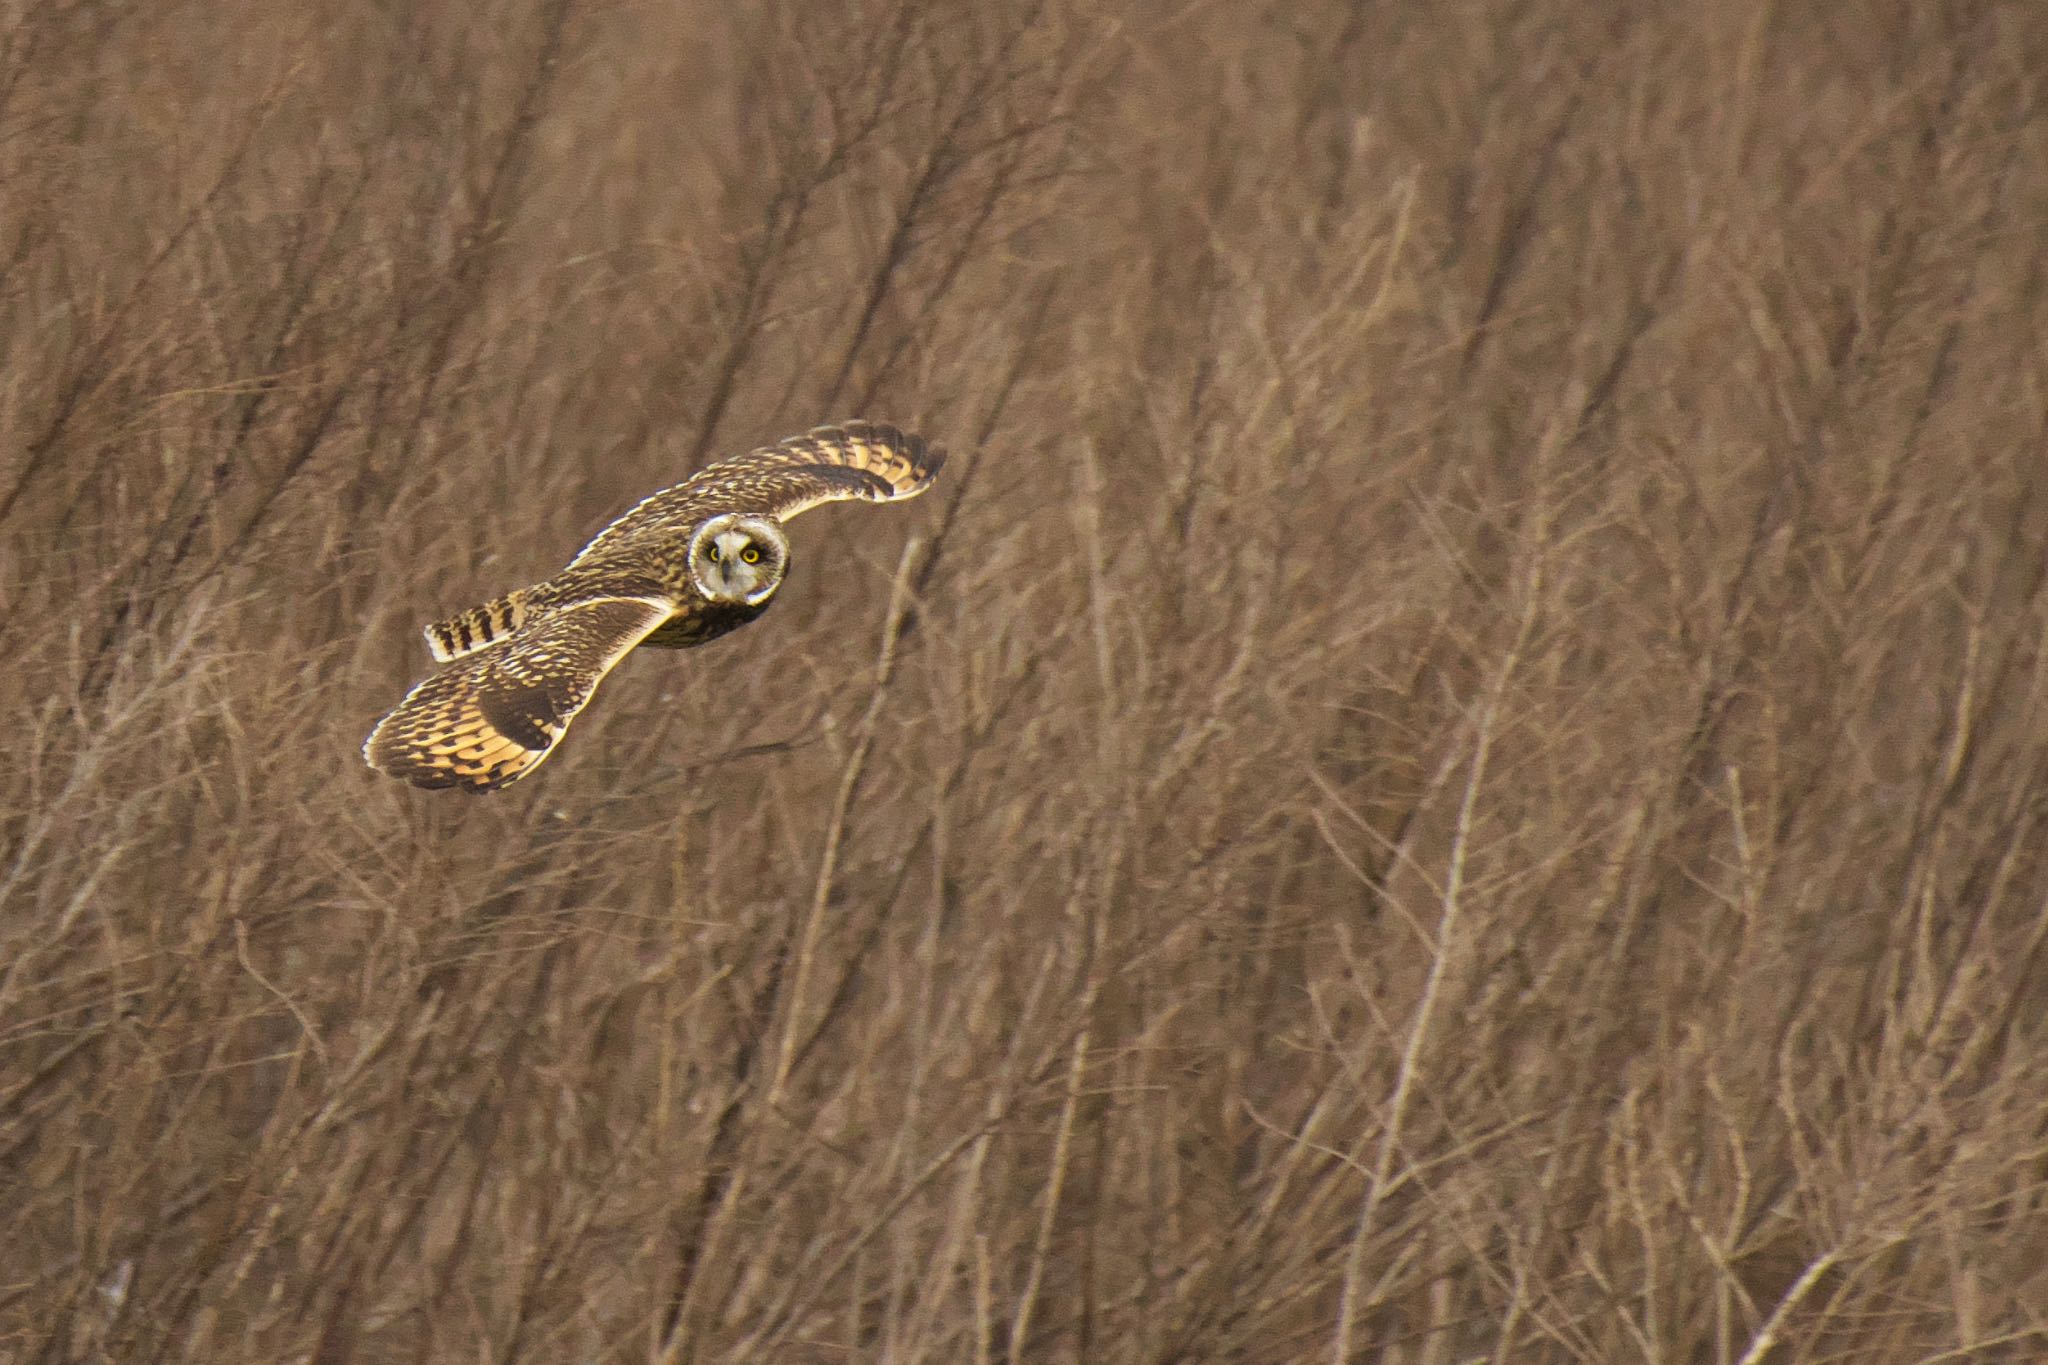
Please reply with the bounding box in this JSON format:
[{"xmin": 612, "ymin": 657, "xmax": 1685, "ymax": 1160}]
[
  {"xmin": 569, "ymin": 422, "xmax": 943, "ymax": 566},
  {"xmin": 364, "ymin": 595, "xmax": 674, "ymax": 792}
]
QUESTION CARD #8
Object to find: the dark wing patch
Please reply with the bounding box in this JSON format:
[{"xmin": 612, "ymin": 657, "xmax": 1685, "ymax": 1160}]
[
  {"xmin": 570, "ymin": 421, "xmax": 945, "ymax": 566},
  {"xmin": 364, "ymin": 596, "xmax": 673, "ymax": 792}
]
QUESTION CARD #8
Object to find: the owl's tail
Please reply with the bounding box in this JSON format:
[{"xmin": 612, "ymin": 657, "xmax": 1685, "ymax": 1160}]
[{"xmin": 424, "ymin": 588, "xmax": 531, "ymax": 662}]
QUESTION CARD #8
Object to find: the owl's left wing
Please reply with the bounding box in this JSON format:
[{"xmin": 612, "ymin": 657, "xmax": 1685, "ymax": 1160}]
[
  {"xmin": 364, "ymin": 595, "xmax": 674, "ymax": 792},
  {"xmin": 570, "ymin": 422, "xmax": 943, "ymax": 566}
]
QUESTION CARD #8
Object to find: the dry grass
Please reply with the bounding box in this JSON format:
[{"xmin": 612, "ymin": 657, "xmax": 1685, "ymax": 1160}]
[{"xmin": 5, "ymin": 1, "xmax": 2048, "ymax": 1360}]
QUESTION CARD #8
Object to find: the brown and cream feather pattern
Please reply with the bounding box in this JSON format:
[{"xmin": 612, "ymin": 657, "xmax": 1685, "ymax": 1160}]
[
  {"xmin": 567, "ymin": 421, "xmax": 941, "ymax": 569},
  {"xmin": 363, "ymin": 422, "xmax": 943, "ymax": 793}
]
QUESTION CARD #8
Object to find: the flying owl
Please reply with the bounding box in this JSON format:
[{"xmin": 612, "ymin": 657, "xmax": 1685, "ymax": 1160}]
[{"xmin": 363, "ymin": 421, "xmax": 943, "ymax": 792}]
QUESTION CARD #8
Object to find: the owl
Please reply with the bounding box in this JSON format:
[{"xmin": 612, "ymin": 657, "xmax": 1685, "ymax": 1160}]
[{"xmin": 363, "ymin": 421, "xmax": 943, "ymax": 792}]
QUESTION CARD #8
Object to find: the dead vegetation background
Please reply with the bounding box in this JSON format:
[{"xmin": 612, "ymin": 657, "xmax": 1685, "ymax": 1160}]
[{"xmin": 4, "ymin": 0, "xmax": 2048, "ymax": 1360}]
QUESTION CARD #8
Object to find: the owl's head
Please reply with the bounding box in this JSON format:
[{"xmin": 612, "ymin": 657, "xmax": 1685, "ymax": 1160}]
[{"xmin": 687, "ymin": 513, "xmax": 789, "ymax": 606}]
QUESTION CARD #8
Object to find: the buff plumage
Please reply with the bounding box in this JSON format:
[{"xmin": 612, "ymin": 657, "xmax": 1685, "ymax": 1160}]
[{"xmin": 364, "ymin": 422, "xmax": 943, "ymax": 792}]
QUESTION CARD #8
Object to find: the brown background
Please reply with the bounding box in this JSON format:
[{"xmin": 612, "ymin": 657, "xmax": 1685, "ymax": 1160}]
[{"xmin": 4, "ymin": 1, "xmax": 2047, "ymax": 1360}]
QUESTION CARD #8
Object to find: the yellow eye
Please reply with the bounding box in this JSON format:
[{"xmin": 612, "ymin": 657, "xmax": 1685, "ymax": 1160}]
[
  {"xmin": 741, "ymin": 545, "xmax": 761, "ymax": 564},
  {"xmin": 706, "ymin": 544, "xmax": 721, "ymax": 563}
]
